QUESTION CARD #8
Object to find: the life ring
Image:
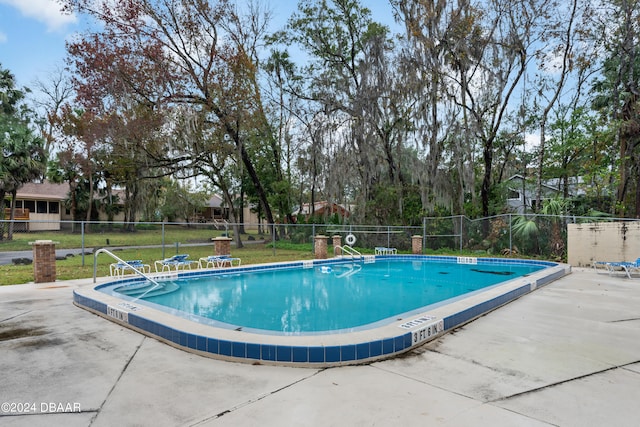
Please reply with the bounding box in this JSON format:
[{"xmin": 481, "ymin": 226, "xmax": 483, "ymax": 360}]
[{"xmin": 345, "ymin": 233, "xmax": 356, "ymax": 246}]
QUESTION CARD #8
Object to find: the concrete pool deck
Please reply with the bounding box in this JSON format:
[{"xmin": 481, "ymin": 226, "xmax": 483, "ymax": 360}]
[{"xmin": 1, "ymin": 267, "xmax": 639, "ymax": 426}]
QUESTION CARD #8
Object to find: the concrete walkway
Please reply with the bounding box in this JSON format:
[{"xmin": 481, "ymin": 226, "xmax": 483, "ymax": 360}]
[{"xmin": 1, "ymin": 268, "xmax": 639, "ymax": 426}]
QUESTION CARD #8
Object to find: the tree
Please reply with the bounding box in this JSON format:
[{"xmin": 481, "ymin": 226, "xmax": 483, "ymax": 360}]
[
  {"xmin": 472, "ymin": 0, "xmax": 551, "ymax": 217},
  {"xmin": 0, "ymin": 125, "xmax": 47, "ymax": 240},
  {"xmin": 545, "ymin": 106, "xmax": 596, "ymax": 198},
  {"xmin": 0, "ymin": 64, "xmax": 47, "ymax": 240},
  {"xmin": 541, "ymin": 197, "xmax": 570, "ymax": 258},
  {"xmin": 63, "ymin": 0, "xmax": 281, "ymax": 228},
  {"xmin": 159, "ymin": 179, "xmax": 208, "ymax": 224},
  {"xmin": 591, "ymin": 0, "xmax": 640, "ymax": 217},
  {"xmin": 52, "ymin": 0, "xmax": 635, "ymax": 224},
  {"xmin": 393, "ymin": 0, "xmax": 476, "ymax": 216},
  {"xmin": 533, "ymin": 0, "xmax": 580, "ymax": 210},
  {"xmin": 32, "ymin": 66, "xmax": 74, "ymax": 155},
  {"xmin": 168, "ymin": 106, "xmax": 245, "ymax": 247},
  {"xmin": 281, "ymin": 0, "xmax": 411, "ymax": 223}
]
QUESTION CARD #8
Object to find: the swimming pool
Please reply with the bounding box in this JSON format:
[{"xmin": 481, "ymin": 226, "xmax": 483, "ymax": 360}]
[
  {"xmin": 105, "ymin": 260, "xmax": 545, "ymax": 334},
  {"xmin": 74, "ymin": 255, "xmax": 569, "ymax": 367}
]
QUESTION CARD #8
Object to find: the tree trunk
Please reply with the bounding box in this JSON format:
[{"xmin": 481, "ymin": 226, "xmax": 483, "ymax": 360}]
[
  {"xmin": 0, "ymin": 189, "xmax": 6, "ymax": 240},
  {"xmin": 8, "ymin": 189, "xmax": 18, "ymax": 241},
  {"xmin": 481, "ymin": 138, "xmax": 493, "ymax": 217},
  {"xmin": 85, "ymin": 171, "xmax": 94, "ymax": 233},
  {"xmin": 238, "ymin": 142, "xmax": 276, "ymax": 229},
  {"xmin": 222, "ymin": 191, "xmax": 243, "ymax": 249},
  {"xmin": 69, "ymin": 181, "xmax": 78, "ymax": 233}
]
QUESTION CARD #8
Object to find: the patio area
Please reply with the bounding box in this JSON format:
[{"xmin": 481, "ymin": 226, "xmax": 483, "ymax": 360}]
[{"xmin": 1, "ymin": 267, "xmax": 639, "ymax": 426}]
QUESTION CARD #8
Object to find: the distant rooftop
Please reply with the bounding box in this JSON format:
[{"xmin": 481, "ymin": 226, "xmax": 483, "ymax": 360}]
[{"xmin": 16, "ymin": 181, "xmax": 68, "ymax": 201}]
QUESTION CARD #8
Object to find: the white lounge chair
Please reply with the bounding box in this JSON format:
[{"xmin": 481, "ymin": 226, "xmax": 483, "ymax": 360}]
[
  {"xmin": 198, "ymin": 255, "xmax": 242, "ymax": 269},
  {"xmin": 154, "ymin": 254, "xmax": 197, "ymax": 272},
  {"xmin": 592, "ymin": 257, "xmax": 640, "ymax": 278},
  {"xmin": 375, "ymin": 247, "xmax": 397, "ymax": 255},
  {"xmin": 110, "ymin": 260, "xmax": 151, "ymax": 277}
]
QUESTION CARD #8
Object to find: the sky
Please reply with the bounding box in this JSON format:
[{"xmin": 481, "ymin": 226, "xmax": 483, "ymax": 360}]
[
  {"xmin": 0, "ymin": 0, "xmax": 398, "ymax": 92},
  {"xmin": 0, "ymin": 0, "xmax": 79, "ymax": 88}
]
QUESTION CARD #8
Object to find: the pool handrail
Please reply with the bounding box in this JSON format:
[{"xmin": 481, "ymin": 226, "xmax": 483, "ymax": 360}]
[
  {"xmin": 337, "ymin": 245, "xmax": 363, "ymax": 260},
  {"xmin": 93, "ymin": 248, "xmax": 162, "ymax": 291}
]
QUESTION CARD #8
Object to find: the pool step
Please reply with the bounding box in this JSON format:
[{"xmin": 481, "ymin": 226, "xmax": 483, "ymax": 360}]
[{"xmin": 115, "ymin": 281, "xmax": 180, "ymax": 298}]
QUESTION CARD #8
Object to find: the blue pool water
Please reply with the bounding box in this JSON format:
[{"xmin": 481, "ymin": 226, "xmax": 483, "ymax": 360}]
[{"xmin": 110, "ymin": 259, "xmax": 543, "ymax": 334}]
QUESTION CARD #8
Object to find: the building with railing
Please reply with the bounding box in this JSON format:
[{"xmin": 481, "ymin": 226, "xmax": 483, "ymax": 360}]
[{"xmin": 9, "ymin": 182, "xmax": 70, "ymax": 231}]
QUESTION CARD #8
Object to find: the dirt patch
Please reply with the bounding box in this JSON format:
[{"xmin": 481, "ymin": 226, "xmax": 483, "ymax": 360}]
[
  {"xmin": 11, "ymin": 337, "xmax": 65, "ymax": 349},
  {"xmin": 0, "ymin": 325, "xmax": 46, "ymax": 341},
  {"xmin": 0, "ymin": 324, "xmax": 66, "ymax": 350}
]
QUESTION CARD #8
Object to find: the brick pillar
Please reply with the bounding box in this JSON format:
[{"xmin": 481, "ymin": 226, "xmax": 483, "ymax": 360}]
[
  {"xmin": 411, "ymin": 235, "xmax": 423, "ymax": 255},
  {"xmin": 32, "ymin": 240, "xmax": 56, "ymax": 283},
  {"xmin": 314, "ymin": 235, "xmax": 329, "ymax": 259},
  {"xmin": 332, "ymin": 235, "xmax": 342, "ymax": 256},
  {"xmin": 212, "ymin": 237, "xmax": 232, "ymax": 256}
]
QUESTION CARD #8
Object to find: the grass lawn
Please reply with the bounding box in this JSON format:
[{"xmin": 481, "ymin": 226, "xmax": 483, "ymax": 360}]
[
  {"xmin": 0, "ymin": 242, "xmax": 318, "ymax": 286},
  {"xmin": 0, "ymin": 225, "xmax": 242, "ymax": 251}
]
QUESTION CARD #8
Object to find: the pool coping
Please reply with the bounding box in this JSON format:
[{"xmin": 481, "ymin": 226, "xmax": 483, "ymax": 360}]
[{"xmin": 73, "ymin": 255, "xmax": 570, "ymax": 367}]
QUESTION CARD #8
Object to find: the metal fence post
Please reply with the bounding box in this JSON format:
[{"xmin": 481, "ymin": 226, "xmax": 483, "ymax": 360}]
[
  {"xmin": 162, "ymin": 222, "xmax": 165, "ymax": 259},
  {"xmin": 509, "ymin": 214, "xmax": 513, "ymax": 254},
  {"xmin": 272, "ymin": 223, "xmax": 276, "ymax": 255},
  {"xmin": 459, "ymin": 215, "xmax": 463, "ymax": 253},
  {"xmin": 81, "ymin": 221, "xmax": 85, "ymax": 266}
]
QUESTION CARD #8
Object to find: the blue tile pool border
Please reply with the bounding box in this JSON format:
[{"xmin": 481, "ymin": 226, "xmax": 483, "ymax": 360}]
[{"xmin": 74, "ymin": 255, "xmax": 569, "ymax": 367}]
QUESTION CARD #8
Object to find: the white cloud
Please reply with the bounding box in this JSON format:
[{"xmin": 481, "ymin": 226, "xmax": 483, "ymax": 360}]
[
  {"xmin": 0, "ymin": 0, "xmax": 77, "ymax": 32},
  {"xmin": 0, "ymin": 30, "xmax": 6, "ymax": 43}
]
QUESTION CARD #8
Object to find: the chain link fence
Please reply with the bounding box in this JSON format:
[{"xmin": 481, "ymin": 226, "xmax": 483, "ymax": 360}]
[
  {"xmin": 1, "ymin": 214, "xmax": 638, "ymax": 263},
  {"xmin": 424, "ymin": 214, "xmax": 639, "ymax": 260}
]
